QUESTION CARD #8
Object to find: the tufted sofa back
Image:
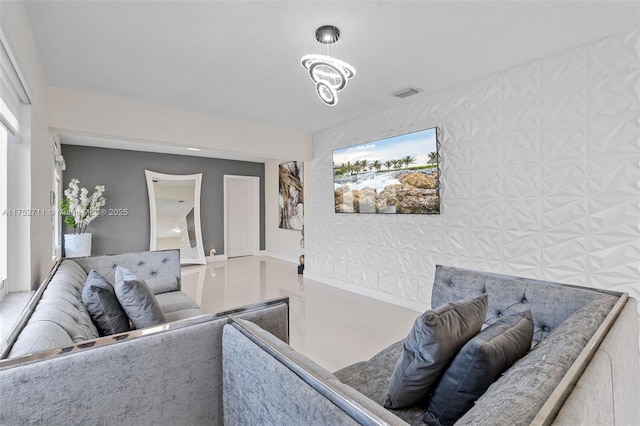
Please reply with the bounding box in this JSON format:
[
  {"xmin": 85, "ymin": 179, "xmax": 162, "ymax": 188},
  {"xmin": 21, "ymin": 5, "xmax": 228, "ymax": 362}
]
[
  {"xmin": 74, "ymin": 249, "xmax": 181, "ymax": 292},
  {"xmin": 8, "ymin": 260, "xmax": 99, "ymax": 358},
  {"xmin": 4, "ymin": 250, "xmax": 183, "ymax": 359},
  {"xmin": 432, "ymin": 265, "xmax": 614, "ymax": 342}
]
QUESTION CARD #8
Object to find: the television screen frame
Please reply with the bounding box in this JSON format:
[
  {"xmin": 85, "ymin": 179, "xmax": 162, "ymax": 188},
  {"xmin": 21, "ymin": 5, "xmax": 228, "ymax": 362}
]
[{"xmin": 333, "ymin": 127, "xmax": 440, "ymax": 215}]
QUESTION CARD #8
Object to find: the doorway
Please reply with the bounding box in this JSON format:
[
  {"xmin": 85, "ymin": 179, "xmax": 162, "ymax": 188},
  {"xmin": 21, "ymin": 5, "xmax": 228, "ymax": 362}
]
[{"xmin": 224, "ymin": 175, "xmax": 260, "ymax": 258}]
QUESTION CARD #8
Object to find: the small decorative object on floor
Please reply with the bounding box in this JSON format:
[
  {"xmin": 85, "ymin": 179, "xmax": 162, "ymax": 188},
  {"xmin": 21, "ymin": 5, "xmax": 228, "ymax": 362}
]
[
  {"xmin": 298, "ymin": 226, "xmax": 304, "ymax": 274},
  {"xmin": 61, "ymin": 178, "xmax": 106, "ymax": 258}
]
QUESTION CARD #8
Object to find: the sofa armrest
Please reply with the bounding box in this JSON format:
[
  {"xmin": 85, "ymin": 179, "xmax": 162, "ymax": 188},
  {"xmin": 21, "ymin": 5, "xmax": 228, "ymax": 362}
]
[
  {"xmin": 0, "ymin": 297, "xmax": 290, "ymax": 425},
  {"xmin": 552, "ymin": 297, "xmax": 640, "ymax": 425},
  {"xmin": 223, "ymin": 318, "xmax": 407, "ymax": 426}
]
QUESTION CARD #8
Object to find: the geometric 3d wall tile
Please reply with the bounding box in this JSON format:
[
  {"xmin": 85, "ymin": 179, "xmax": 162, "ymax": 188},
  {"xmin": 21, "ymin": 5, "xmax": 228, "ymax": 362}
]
[{"xmin": 306, "ymin": 29, "xmax": 640, "ymax": 312}]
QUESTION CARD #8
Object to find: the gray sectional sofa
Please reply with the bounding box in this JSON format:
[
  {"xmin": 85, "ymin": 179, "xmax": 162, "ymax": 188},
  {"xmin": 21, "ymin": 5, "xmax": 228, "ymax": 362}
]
[
  {"xmin": 0, "ymin": 250, "xmax": 290, "ymax": 424},
  {"xmin": 2, "ymin": 249, "xmax": 204, "ymax": 358},
  {"xmin": 222, "ymin": 265, "xmax": 640, "ymax": 426},
  {"xmin": 1, "ymin": 257, "xmax": 638, "ymax": 425}
]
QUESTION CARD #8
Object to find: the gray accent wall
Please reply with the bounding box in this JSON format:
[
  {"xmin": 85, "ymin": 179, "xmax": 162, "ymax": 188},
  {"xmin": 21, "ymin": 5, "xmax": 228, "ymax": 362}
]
[{"xmin": 61, "ymin": 145, "xmax": 265, "ymax": 256}]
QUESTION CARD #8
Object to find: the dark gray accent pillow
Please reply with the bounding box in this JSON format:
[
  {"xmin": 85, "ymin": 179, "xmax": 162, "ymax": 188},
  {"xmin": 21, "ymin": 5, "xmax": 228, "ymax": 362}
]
[
  {"xmin": 384, "ymin": 294, "xmax": 488, "ymax": 409},
  {"xmin": 114, "ymin": 266, "xmax": 166, "ymax": 329},
  {"xmin": 82, "ymin": 270, "xmax": 130, "ymax": 336},
  {"xmin": 423, "ymin": 310, "xmax": 534, "ymax": 426}
]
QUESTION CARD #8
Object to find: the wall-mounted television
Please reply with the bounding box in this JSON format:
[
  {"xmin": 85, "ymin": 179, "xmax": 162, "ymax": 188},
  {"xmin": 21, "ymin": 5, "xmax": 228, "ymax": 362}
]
[{"xmin": 333, "ymin": 127, "xmax": 439, "ymax": 214}]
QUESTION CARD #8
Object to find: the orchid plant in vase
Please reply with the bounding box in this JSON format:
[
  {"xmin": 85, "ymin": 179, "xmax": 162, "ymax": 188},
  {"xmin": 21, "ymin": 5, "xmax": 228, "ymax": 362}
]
[{"xmin": 60, "ymin": 178, "xmax": 106, "ymax": 234}]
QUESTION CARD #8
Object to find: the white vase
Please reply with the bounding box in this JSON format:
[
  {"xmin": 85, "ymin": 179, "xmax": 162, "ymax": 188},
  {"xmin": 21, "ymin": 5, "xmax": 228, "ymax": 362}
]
[{"xmin": 64, "ymin": 233, "xmax": 92, "ymax": 258}]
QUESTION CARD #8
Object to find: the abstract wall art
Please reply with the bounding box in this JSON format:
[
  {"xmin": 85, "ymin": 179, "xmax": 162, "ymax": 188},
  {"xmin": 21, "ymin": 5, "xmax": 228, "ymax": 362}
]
[{"xmin": 279, "ymin": 161, "xmax": 304, "ymax": 230}]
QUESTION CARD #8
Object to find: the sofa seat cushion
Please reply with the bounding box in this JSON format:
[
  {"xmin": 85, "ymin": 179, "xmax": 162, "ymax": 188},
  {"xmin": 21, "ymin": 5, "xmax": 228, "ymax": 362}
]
[
  {"xmin": 145, "ymin": 275, "xmax": 180, "ymax": 295},
  {"xmin": 369, "ymin": 339, "xmax": 404, "ymax": 366},
  {"xmin": 156, "ymin": 291, "xmax": 201, "ymax": 314},
  {"xmin": 334, "ymin": 360, "xmax": 426, "ymax": 425}
]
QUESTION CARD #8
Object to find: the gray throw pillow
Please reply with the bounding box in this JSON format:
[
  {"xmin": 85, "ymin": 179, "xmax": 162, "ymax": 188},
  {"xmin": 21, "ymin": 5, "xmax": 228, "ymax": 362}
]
[
  {"xmin": 114, "ymin": 266, "xmax": 166, "ymax": 329},
  {"xmin": 384, "ymin": 294, "xmax": 488, "ymax": 409},
  {"xmin": 423, "ymin": 310, "xmax": 534, "ymax": 426},
  {"xmin": 82, "ymin": 270, "xmax": 130, "ymax": 336}
]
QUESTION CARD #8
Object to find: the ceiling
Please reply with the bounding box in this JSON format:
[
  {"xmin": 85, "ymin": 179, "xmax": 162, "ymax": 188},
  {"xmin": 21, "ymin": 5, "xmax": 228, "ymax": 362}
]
[{"xmin": 24, "ymin": 1, "xmax": 640, "ymax": 142}]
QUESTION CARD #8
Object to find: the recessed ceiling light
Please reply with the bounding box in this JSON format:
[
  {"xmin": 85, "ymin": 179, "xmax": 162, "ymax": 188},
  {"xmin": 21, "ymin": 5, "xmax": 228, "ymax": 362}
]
[
  {"xmin": 315, "ymin": 25, "xmax": 340, "ymax": 44},
  {"xmin": 187, "ymin": 147, "xmax": 200, "ymax": 151}
]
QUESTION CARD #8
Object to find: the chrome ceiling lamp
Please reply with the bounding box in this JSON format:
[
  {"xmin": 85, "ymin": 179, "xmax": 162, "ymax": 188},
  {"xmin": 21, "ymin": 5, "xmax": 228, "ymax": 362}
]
[{"xmin": 301, "ymin": 25, "xmax": 356, "ymax": 106}]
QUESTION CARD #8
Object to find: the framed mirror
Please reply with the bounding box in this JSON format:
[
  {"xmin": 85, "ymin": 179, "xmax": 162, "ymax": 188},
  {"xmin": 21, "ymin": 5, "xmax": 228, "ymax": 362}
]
[{"xmin": 145, "ymin": 170, "xmax": 206, "ymax": 265}]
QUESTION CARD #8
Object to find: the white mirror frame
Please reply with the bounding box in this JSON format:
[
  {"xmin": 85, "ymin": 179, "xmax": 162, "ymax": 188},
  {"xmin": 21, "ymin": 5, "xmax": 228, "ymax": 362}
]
[{"xmin": 145, "ymin": 170, "xmax": 206, "ymax": 265}]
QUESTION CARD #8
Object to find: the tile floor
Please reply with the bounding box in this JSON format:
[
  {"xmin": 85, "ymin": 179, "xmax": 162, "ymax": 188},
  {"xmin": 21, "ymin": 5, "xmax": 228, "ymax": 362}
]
[
  {"xmin": 0, "ymin": 256, "xmax": 421, "ymax": 373},
  {"xmin": 181, "ymin": 255, "xmax": 420, "ymax": 372}
]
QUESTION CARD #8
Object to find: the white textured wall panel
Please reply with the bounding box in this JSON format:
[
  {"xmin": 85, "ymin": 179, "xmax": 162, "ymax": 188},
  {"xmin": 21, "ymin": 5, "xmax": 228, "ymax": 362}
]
[{"xmin": 306, "ymin": 29, "xmax": 640, "ymax": 310}]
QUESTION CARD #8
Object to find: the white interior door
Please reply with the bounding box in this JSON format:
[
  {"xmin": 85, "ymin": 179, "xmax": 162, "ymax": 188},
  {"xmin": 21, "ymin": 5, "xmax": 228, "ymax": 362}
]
[{"xmin": 224, "ymin": 175, "xmax": 260, "ymax": 258}]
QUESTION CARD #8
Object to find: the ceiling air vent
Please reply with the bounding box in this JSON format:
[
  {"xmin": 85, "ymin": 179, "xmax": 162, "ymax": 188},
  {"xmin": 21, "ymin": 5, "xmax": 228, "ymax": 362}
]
[{"xmin": 392, "ymin": 86, "xmax": 423, "ymax": 99}]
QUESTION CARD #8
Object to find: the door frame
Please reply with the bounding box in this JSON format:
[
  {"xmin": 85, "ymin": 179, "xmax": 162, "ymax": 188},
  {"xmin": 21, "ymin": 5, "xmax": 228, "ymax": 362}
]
[{"xmin": 223, "ymin": 175, "xmax": 260, "ymax": 258}]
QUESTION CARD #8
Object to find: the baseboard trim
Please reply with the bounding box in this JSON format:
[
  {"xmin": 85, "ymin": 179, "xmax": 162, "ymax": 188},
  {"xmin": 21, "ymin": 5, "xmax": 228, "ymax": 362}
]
[
  {"xmin": 258, "ymin": 250, "xmax": 299, "ymax": 265},
  {"xmin": 206, "ymin": 254, "xmax": 228, "ymax": 263},
  {"xmin": 303, "ymin": 272, "xmax": 427, "ymax": 313}
]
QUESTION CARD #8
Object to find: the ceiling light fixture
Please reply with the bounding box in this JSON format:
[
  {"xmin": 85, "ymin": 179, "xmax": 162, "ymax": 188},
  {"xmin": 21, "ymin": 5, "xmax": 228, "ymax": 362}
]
[
  {"xmin": 301, "ymin": 55, "xmax": 355, "ymax": 106},
  {"xmin": 315, "ymin": 25, "xmax": 340, "ymax": 44},
  {"xmin": 301, "ymin": 25, "xmax": 356, "ymax": 107}
]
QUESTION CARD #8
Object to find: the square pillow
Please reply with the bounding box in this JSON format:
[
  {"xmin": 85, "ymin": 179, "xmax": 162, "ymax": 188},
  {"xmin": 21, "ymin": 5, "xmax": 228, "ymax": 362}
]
[
  {"xmin": 384, "ymin": 293, "xmax": 488, "ymax": 409},
  {"xmin": 423, "ymin": 310, "xmax": 534, "ymax": 426},
  {"xmin": 82, "ymin": 270, "xmax": 130, "ymax": 336},
  {"xmin": 114, "ymin": 266, "xmax": 166, "ymax": 329}
]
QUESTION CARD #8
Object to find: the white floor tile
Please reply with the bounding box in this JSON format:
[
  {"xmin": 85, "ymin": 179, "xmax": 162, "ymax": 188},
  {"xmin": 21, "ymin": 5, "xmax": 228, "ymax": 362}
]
[{"xmin": 181, "ymin": 256, "xmax": 420, "ymax": 372}]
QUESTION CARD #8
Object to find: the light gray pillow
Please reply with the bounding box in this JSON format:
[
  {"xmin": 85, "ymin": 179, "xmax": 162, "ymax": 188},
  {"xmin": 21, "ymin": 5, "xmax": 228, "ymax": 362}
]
[
  {"xmin": 424, "ymin": 310, "xmax": 534, "ymax": 426},
  {"xmin": 114, "ymin": 266, "xmax": 166, "ymax": 329},
  {"xmin": 384, "ymin": 293, "xmax": 489, "ymax": 409},
  {"xmin": 82, "ymin": 270, "xmax": 130, "ymax": 336}
]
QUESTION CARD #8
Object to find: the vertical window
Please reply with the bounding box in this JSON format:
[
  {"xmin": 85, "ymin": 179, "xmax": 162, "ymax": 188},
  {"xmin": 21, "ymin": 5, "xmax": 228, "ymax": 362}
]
[
  {"xmin": 1, "ymin": 29, "xmax": 29, "ymax": 298},
  {"xmin": 0, "ymin": 124, "xmax": 7, "ymax": 286},
  {"xmin": 52, "ymin": 136, "xmax": 64, "ymax": 260},
  {"xmin": 0, "ymin": 97, "xmax": 18, "ymax": 292},
  {"xmin": 0, "ymin": 99, "xmax": 17, "ymax": 294}
]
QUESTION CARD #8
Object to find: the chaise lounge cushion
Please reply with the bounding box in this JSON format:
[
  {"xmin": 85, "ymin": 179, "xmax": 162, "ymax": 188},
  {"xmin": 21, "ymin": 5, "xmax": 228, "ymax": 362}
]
[
  {"xmin": 384, "ymin": 294, "xmax": 488, "ymax": 409},
  {"xmin": 114, "ymin": 266, "xmax": 166, "ymax": 329},
  {"xmin": 424, "ymin": 310, "xmax": 534, "ymax": 426},
  {"xmin": 82, "ymin": 270, "xmax": 130, "ymax": 336}
]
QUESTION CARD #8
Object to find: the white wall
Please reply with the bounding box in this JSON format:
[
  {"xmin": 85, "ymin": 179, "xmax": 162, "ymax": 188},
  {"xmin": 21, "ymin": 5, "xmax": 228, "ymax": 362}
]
[
  {"xmin": 264, "ymin": 160, "xmax": 305, "ymax": 264},
  {"xmin": 306, "ymin": 29, "xmax": 640, "ymax": 313},
  {"xmin": 48, "ymin": 87, "xmax": 312, "ymax": 162},
  {"xmin": 48, "ymin": 88, "xmax": 312, "ymax": 262},
  {"xmin": 0, "ymin": 0, "xmax": 53, "ymax": 291}
]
